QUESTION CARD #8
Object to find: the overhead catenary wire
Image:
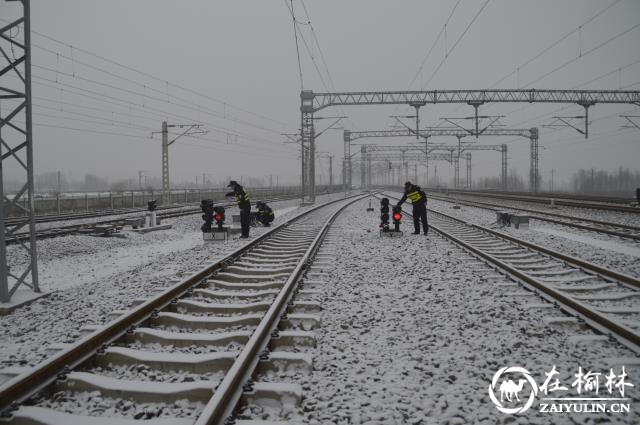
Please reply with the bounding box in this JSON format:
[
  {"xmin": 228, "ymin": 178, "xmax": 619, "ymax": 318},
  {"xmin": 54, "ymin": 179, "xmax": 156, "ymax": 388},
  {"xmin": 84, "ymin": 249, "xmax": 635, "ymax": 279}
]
[
  {"xmin": 285, "ymin": 0, "xmax": 305, "ymax": 92},
  {"xmin": 22, "ymin": 121, "xmax": 299, "ymax": 160},
  {"xmin": 429, "ymin": 0, "xmax": 627, "ymax": 126},
  {"xmin": 23, "ymin": 73, "xmax": 293, "ymax": 153},
  {"xmin": 421, "ymin": 0, "xmax": 491, "ymax": 89},
  {"xmin": 0, "ymin": 17, "xmax": 295, "ymax": 130},
  {"xmin": 489, "ymin": 0, "xmax": 623, "ymax": 89},
  {"xmin": 30, "ymin": 59, "xmax": 289, "ymax": 138},
  {"xmin": 523, "ymin": 22, "xmax": 640, "ymax": 87},
  {"xmin": 408, "ymin": 0, "xmax": 462, "ymax": 90}
]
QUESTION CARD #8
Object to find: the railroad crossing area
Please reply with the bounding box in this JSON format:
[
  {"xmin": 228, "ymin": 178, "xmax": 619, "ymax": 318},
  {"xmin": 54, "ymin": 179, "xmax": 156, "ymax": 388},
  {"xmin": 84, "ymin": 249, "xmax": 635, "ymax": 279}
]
[{"xmin": 0, "ymin": 193, "xmax": 639, "ymax": 424}]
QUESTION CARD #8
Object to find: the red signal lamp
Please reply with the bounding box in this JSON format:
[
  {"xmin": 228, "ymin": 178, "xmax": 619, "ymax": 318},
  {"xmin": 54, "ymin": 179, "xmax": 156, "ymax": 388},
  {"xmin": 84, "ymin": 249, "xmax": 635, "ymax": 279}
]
[
  {"xmin": 214, "ymin": 213, "xmax": 223, "ymax": 222},
  {"xmin": 393, "ymin": 212, "xmax": 402, "ymax": 221}
]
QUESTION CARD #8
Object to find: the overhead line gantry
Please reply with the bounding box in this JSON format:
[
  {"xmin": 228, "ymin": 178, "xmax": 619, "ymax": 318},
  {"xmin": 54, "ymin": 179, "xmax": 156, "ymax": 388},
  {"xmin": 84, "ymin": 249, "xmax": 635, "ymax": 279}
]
[{"xmin": 302, "ymin": 89, "xmax": 640, "ymax": 201}]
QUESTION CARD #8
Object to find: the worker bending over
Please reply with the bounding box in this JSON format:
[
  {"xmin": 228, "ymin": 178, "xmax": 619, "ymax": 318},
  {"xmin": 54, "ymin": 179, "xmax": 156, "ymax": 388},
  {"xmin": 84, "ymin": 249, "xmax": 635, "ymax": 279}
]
[
  {"xmin": 396, "ymin": 181, "xmax": 428, "ymax": 235},
  {"xmin": 225, "ymin": 180, "xmax": 251, "ymax": 238}
]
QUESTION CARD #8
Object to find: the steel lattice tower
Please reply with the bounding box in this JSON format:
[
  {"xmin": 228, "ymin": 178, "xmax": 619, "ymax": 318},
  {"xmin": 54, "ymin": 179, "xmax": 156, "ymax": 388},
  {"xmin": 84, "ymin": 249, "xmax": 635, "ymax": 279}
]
[{"xmin": 0, "ymin": 0, "xmax": 39, "ymax": 302}]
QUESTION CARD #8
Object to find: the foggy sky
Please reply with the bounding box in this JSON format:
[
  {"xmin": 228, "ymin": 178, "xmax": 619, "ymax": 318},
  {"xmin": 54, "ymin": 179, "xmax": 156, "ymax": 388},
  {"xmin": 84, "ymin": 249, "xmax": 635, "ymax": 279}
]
[{"xmin": 1, "ymin": 0, "xmax": 639, "ymax": 189}]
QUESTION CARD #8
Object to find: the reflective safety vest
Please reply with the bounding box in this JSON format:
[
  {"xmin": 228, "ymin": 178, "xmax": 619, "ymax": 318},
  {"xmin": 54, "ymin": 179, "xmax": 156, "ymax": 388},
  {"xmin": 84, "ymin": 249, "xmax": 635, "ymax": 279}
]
[
  {"xmin": 407, "ymin": 190, "xmax": 423, "ymax": 203},
  {"xmin": 236, "ymin": 189, "xmax": 250, "ymax": 204}
]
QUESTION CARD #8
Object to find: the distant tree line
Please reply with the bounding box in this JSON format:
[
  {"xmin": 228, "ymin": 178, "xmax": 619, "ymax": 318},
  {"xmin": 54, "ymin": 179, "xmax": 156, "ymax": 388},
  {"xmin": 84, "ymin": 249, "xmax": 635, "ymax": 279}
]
[{"xmin": 571, "ymin": 168, "xmax": 640, "ymax": 196}]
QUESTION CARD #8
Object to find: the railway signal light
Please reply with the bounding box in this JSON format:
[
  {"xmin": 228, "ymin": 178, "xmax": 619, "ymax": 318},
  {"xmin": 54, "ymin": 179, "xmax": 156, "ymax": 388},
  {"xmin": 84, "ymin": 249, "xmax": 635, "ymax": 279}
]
[
  {"xmin": 200, "ymin": 199, "xmax": 214, "ymax": 232},
  {"xmin": 213, "ymin": 206, "xmax": 226, "ymax": 230},
  {"xmin": 380, "ymin": 198, "xmax": 390, "ymax": 231},
  {"xmin": 392, "ymin": 205, "xmax": 402, "ymax": 232},
  {"xmin": 147, "ymin": 200, "xmax": 157, "ymax": 211}
]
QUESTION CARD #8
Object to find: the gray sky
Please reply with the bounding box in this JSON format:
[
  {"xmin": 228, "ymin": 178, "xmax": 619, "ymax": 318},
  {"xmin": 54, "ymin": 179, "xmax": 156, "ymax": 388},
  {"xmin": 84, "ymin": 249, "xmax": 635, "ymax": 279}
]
[{"xmin": 2, "ymin": 0, "xmax": 639, "ymax": 188}]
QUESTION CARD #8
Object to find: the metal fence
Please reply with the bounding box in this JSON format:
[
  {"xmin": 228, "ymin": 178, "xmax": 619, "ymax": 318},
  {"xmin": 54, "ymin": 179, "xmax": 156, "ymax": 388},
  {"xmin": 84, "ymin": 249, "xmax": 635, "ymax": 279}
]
[{"xmin": 3, "ymin": 185, "xmax": 345, "ymax": 217}]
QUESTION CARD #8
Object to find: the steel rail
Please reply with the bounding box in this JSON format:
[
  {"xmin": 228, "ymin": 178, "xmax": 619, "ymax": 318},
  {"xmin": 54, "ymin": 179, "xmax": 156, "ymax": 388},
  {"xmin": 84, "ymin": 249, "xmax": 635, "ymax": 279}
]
[
  {"xmin": 195, "ymin": 195, "xmax": 365, "ymax": 425},
  {"xmin": 381, "ymin": 193, "xmax": 640, "ymax": 352},
  {"xmin": 0, "ymin": 193, "xmax": 362, "ymax": 413},
  {"xmin": 434, "ymin": 189, "xmax": 640, "ymax": 213},
  {"xmin": 427, "ymin": 193, "xmax": 640, "ymax": 241},
  {"xmin": 438, "ymin": 188, "xmax": 634, "ymax": 205}
]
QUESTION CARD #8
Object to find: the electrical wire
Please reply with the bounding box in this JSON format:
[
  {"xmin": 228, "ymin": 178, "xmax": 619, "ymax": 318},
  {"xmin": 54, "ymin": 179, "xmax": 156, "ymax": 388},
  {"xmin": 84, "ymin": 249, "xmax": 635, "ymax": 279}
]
[
  {"xmin": 489, "ymin": 0, "xmax": 622, "ymax": 88},
  {"xmin": 26, "ymin": 74, "xmax": 292, "ymax": 151},
  {"xmin": 523, "ymin": 22, "xmax": 640, "ymax": 87},
  {"xmin": 0, "ymin": 17, "xmax": 295, "ymax": 130},
  {"xmin": 421, "ymin": 0, "xmax": 491, "ymax": 89},
  {"xmin": 284, "ymin": 0, "xmax": 304, "ymax": 91},
  {"xmin": 408, "ymin": 0, "xmax": 462, "ymax": 89}
]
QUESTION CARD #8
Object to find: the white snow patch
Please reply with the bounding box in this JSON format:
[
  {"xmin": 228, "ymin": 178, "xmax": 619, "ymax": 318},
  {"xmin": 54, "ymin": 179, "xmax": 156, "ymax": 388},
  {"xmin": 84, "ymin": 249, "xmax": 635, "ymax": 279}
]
[{"xmin": 534, "ymin": 227, "xmax": 640, "ymax": 257}]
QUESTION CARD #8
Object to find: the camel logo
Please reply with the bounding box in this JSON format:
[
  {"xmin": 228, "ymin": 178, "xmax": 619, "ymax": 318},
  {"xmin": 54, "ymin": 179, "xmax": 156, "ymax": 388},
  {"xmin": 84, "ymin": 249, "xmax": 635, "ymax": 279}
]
[{"xmin": 488, "ymin": 366, "xmax": 539, "ymax": 414}]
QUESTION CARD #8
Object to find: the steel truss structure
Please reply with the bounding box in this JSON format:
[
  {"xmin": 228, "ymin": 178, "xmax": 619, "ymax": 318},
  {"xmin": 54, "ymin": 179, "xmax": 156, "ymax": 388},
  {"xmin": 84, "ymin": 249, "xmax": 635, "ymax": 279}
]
[
  {"xmin": 354, "ymin": 153, "xmax": 454, "ymax": 189},
  {"xmin": 353, "ymin": 148, "xmax": 456, "ymax": 189},
  {"xmin": 0, "ymin": 0, "xmax": 39, "ymax": 303},
  {"xmin": 302, "ymin": 88, "xmax": 640, "ymax": 200},
  {"xmin": 344, "ymin": 129, "xmax": 517, "ymax": 190}
]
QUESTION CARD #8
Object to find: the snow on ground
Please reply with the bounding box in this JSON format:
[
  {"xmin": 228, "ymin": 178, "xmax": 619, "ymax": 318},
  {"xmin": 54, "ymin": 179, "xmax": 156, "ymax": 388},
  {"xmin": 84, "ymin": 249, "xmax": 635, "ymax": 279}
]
[
  {"xmin": 415, "ymin": 195, "xmax": 640, "ymax": 279},
  {"xmin": 0, "ymin": 193, "xmax": 347, "ymax": 369},
  {"xmin": 301, "ymin": 198, "xmax": 640, "ymax": 425}
]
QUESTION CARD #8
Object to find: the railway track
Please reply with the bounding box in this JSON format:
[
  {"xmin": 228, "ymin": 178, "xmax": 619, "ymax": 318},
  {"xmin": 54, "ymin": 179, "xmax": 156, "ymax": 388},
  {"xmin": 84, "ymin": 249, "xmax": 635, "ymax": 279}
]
[
  {"xmin": 4, "ymin": 194, "xmax": 305, "ymax": 245},
  {"xmin": 0, "ymin": 194, "xmax": 363, "ymax": 424},
  {"xmin": 427, "ymin": 193, "xmax": 640, "ymax": 241},
  {"xmin": 427, "ymin": 189, "xmax": 640, "ymax": 213},
  {"xmin": 382, "ymin": 193, "xmax": 640, "ymax": 353}
]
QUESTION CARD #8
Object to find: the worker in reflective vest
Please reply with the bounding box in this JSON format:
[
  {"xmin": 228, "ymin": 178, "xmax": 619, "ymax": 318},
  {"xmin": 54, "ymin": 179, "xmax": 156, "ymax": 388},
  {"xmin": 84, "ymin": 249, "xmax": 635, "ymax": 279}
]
[
  {"xmin": 226, "ymin": 180, "xmax": 251, "ymax": 238},
  {"xmin": 396, "ymin": 181, "xmax": 428, "ymax": 235},
  {"xmin": 255, "ymin": 201, "xmax": 275, "ymax": 226}
]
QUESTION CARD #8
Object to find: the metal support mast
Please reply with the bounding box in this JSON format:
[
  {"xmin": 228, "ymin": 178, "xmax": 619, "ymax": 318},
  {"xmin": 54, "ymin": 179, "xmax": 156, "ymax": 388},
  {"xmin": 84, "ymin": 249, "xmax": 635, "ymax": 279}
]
[
  {"xmin": 154, "ymin": 121, "xmax": 205, "ymax": 203},
  {"xmin": 366, "ymin": 152, "xmax": 372, "ymax": 190},
  {"xmin": 300, "ymin": 91, "xmax": 315, "ymax": 203},
  {"xmin": 465, "ymin": 153, "xmax": 472, "ymax": 189},
  {"xmin": 343, "ymin": 130, "xmax": 352, "ymax": 190},
  {"xmin": 530, "ymin": 128, "xmax": 539, "ymax": 193},
  {"xmin": 453, "ymin": 156, "xmax": 460, "ymax": 189},
  {"xmin": 161, "ymin": 121, "xmax": 169, "ymax": 197},
  {"xmin": 360, "ymin": 146, "xmax": 366, "ymax": 189},
  {"xmin": 501, "ymin": 144, "xmax": 508, "ymax": 190},
  {"xmin": 0, "ymin": 0, "xmax": 39, "ymax": 302}
]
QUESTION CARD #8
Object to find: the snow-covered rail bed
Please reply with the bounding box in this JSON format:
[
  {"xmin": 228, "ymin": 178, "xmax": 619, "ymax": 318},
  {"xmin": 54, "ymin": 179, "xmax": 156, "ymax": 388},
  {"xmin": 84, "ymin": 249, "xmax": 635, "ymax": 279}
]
[
  {"xmin": 428, "ymin": 193, "xmax": 640, "ymax": 241},
  {"xmin": 437, "ymin": 192, "xmax": 640, "ymax": 226},
  {"xmin": 0, "ymin": 194, "xmax": 363, "ymax": 424},
  {"xmin": 302, "ymin": 197, "xmax": 639, "ymax": 424},
  {"xmin": 423, "ymin": 196, "xmax": 640, "ymax": 279},
  {"xmin": 389, "ymin": 195, "xmax": 640, "ymax": 351},
  {"xmin": 0, "ymin": 193, "xmax": 344, "ymax": 368}
]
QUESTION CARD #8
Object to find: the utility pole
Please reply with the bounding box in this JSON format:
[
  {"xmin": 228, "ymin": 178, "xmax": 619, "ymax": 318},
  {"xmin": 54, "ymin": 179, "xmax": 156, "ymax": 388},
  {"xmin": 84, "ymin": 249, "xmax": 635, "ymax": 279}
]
[
  {"xmin": 328, "ymin": 156, "xmax": 333, "ymax": 187},
  {"xmin": 152, "ymin": 121, "xmax": 207, "ymax": 202}
]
